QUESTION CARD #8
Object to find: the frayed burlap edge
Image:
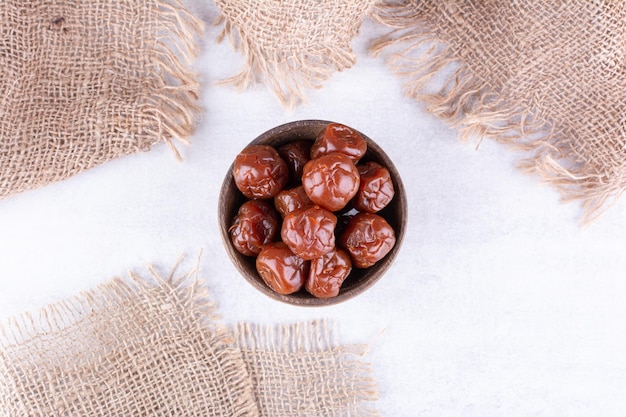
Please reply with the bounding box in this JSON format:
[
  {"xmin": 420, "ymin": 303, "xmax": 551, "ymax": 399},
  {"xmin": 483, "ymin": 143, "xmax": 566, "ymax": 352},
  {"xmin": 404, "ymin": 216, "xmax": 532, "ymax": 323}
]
[
  {"xmin": 0, "ymin": 257, "xmax": 220, "ymax": 348},
  {"xmin": 0, "ymin": 257, "xmax": 259, "ymax": 417},
  {"xmin": 370, "ymin": 2, "xmax": 623, "ymax": 225},
  {"xmin": 0, "ymin": 0, "xmax": 204, "ymax": 199},
  {"xmin": 146, "ymin": 0, "xmax": 205, "ymax": 161},
  {"xmin": 235, "ymin": 320, "xmax": 380, "ymax": 417},
  {"xmin": 213, "ymin": 0, "xmax": 376, "ymax": 109}
]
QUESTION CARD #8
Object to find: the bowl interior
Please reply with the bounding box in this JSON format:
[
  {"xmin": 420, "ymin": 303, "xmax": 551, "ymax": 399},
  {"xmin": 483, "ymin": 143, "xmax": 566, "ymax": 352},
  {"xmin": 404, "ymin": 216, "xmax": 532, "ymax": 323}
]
[{"xmin": 219, "ymin": 120, "xmax": 407, "ymax": 306}]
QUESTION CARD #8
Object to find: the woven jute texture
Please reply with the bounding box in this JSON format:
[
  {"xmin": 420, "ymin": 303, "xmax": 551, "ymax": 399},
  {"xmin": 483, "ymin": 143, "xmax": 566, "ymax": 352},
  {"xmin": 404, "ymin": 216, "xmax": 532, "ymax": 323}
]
[
  {"xmin": 0, "ymin": 0, "xmax": 203, "ymax": 199},
  {"xmin": 371, "ymin": 1, "xmax": 626, "ymax": 223},
  {"xmin": 214, "ymin": 0, "xmax": 376, "ymax": 108},
  {"xmin": 235, "ymin": 322, "xmax": 379, "ymax": 416},
  {"xmin": 0, "ymin": 263, "xmax": 378, "ymax": 417}
]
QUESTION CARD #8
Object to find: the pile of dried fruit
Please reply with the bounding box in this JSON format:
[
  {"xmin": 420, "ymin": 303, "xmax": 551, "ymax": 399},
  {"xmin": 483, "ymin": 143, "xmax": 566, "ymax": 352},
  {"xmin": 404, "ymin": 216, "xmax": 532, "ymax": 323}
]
[{"xmin": 229, "ymin": 123, "xmax": 396, "ymax": 299}]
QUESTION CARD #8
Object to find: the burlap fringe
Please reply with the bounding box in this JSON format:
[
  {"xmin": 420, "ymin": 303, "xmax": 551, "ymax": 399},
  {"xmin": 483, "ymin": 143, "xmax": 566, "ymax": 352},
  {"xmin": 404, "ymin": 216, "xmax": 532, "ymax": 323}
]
[
  {"xmin": 0, "ymin": 256, "xmax": 262, "ymax": 417},
  {"xmin": 370, "ymin": 2, "xmax": 621, "ymax": 224},
  {"xmin": 0, "ymin": 255, "xmax": 221, "ymax": 349},
  {"xmin": 148, "ymin": 0, "xmax": 204, "ymax": 160},
  {"xmin": 214, "ymin": 1, "xmax": 374, "ymax": 109},
  {"xmin": 214, "ymin": 15, "xmax": 302, "ymax": 108},
  {"xmin": 235, "ymin": 320, "xmax": 380, "ymax": 417}
]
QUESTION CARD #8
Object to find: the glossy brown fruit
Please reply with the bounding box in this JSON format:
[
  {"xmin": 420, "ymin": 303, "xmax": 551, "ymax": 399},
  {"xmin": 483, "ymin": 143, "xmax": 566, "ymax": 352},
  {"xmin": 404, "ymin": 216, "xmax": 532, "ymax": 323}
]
[
  {"xmin": 310, "ymin": 123, "xmax": 367, "ymax": 162},
  {"xmin": 281, "ymin": 205, "xmax": 337, "ymax": 260},
  {"xmin": 301, "ymin": 152, "xmax": 360, "ymax": 212},
  {"xmin": 274, "ymin": 185, "xmax": 313, "ymax": 218},
  {"xmin": 256, "ymin": 242, "xmax": 308, "ymax": 295},
  {"xmin": 338, "ymin": 213, "xmax": 396, "ymax": 268},
  {"xmin": 229, "ymin": 200, "xmax": 280, "ymax": 256},
  {"xmin": 233, "ymin": 145, "xmax": 289, "ymax": 199},
  {"xmin": 306, "ymin": 249, "xmax": 352, "ymax": 299},
  {"xmin": 277, "ymin": 140, "xmax": 312, "ymax": 182},
  {"xmin": 353, "ymin": 161, "xmax": 395, "ymax": 213}
]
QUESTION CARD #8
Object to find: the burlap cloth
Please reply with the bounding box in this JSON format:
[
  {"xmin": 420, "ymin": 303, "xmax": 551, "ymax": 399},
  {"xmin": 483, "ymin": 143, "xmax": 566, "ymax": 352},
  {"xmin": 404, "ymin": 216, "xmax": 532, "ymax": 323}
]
[
  {"xmin": 0, "ymin": 0, "xmax": 203, "ymax": 199},
  {"xmin": 0, "ymin": 261, "xmax": 378, "ymax": 417},
  {"xmin": 214, "ymin": 0, "xmax": 377, "ymax": 108},
  {"xmin": 217, "ymin": 0, "xmax": 626, "ymax": 223}
]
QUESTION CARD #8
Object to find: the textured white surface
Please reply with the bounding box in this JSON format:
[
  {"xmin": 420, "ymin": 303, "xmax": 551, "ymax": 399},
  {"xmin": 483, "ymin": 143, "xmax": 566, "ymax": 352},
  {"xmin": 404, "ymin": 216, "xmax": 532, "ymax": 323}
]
[{"xmin": 2, "ymin": 2, "xmax": 626, "ymax": 416}]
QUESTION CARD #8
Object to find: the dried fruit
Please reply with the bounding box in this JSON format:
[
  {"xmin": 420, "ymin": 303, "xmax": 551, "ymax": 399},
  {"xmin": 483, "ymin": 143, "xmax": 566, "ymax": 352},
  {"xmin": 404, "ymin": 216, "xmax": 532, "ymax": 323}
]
[
  {"xmin": 234, "ymin": 145, "xmax": 288, "ymax": 199},
  {"xmin": 306, "ymin": 249, "xmax": 352, "ymax": 298},
  {"xmin": 339, "ymin": 213, "xmax": 396, "ymax": 268},
  {"xmin": 310, "ymin": 123, "xmax": 367, "ymax": 162},
  {"xmin": 229, "ymin": 200, "xmax": 280, "ymax": 256},
  {"xmin": 256, "ymin": 242, "xmax": 308, "ymax": 295},
  {"xmin": 281, "ymin": 205, "xmax": 337, "ymax": 260},
  {"xmin": 353, "ymin": 161, "xmax": 395, "ymax": 213},
  {"xmin": 302, "ymin": 152, "xmax": 360, "ymax": 211}
]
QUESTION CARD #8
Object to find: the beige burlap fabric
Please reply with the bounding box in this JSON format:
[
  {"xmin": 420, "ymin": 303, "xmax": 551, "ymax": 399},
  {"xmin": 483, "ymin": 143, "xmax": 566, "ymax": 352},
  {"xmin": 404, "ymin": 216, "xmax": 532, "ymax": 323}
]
[
  {"xmin": 0, "ymin": 263, "xmax": 378, "ymax": 417},
  {"xmin": 214, "ymin": 0, "xmax": 376, "ymax": 108},
  {"xmin": 236, "ymin": 322, "xmax": 378, "ymax": 416},
  {"xmin": 371, "ymin": 1, "xmax": 626, "ymax": 223},
  {"xmin": 0, "ymin": 0, "xmax": 203, "ymax": 199}
]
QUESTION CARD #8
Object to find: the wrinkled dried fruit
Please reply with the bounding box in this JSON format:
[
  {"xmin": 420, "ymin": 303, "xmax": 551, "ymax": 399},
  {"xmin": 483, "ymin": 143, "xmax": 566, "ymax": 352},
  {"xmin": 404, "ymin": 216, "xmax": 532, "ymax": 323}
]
[
  {"xmin": 256, "ymin": 242, "xmax": 308, "ymax": 295},
  {"xmin": 281, "ymin": 205, "xmax": 337, "ymax": 260},
  {"xmin": 230, "ymin": 200, "xmax": 280, "ymax": 256},
  {"xmin": 302, "ymin": 152, "xmax": 360, "ymax": 212},
  {"xmin": 228, "ymin": 123, "xmax": 400, "ymax": 299},
  {"xmin": 311, "ymin": 123, "xmax": 367, "ymax": 162},
  {"xmin": 339, "ymin": 213, "xmax": 396, "ymax": 268},
  {"xmin": 353, "ymin": 161, "xmax": 395, "ymax": 213},
  {"xmin": 234, "ymin": 145, "xmax": 288, "ymax": 199},
  {"xmin": 277, "ymin": 140, "xmax": 312, "ymax": 182},
  {"xmin": 274, "ymin": 185, "xmax": 313, "ymax": 218},
  {"xmin": 306, "ymin": 249, "xmax": 352, "ymax": 298}
]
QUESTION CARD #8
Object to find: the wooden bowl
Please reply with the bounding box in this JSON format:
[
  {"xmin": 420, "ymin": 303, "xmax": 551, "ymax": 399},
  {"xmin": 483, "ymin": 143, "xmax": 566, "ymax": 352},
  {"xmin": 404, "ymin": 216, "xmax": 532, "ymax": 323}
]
[{"xmin": 218, "ymin": 120, "xmax": 407, "ymax": 306}]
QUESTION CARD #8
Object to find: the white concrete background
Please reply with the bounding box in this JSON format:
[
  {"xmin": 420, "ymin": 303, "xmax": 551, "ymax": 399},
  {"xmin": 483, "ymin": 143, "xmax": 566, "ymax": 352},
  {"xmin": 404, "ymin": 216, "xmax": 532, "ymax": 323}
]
[{"xmin": 2, "ymin": 2, "xmax": 626, "ymax": 416}]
